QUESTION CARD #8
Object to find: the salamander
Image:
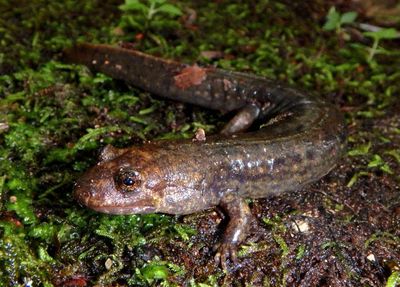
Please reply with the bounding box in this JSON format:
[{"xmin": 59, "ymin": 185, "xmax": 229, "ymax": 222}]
[{"xmin": 66, "ymin": 43, "xmax": 346, "ymax": 268}]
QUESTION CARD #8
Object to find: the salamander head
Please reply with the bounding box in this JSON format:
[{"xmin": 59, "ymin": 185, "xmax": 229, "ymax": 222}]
[{"xmin": 73, "ymin": 144, "xmax": 164, "ymax": 214}]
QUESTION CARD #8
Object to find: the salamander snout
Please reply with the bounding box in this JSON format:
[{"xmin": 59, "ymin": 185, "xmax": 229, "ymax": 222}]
[
  {"xmin": 73, "ymin": 180, "xmax": 91, "ymax": 207},
  {"xmin": 73, "ymin": 164, "xmax": 118, "ymax": 211}
]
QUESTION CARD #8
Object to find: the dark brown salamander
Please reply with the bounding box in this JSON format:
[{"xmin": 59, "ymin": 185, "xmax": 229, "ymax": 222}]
[{"xmin": 66, "ymin": 43, "xmax": 346, "ymax": 268}]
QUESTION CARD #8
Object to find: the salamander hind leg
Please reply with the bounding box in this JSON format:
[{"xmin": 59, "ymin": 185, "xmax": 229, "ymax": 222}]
[
  {"xmin": 220, "ymin": 103, "xmax": 260, "ymax": 135},
  {"xmin": 214, "ymin": 195, "xmax": 253, "ymax": 270}
]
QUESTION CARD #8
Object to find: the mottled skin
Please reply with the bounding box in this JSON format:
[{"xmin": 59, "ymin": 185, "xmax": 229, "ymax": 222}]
[{"xmin": 67, "ymin": 43, "xmax": 346, "ymax": 268}]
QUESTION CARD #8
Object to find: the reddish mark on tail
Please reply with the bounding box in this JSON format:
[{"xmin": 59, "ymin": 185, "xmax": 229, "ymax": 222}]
[{"xmin": 174, "ymin": 65, "xmax": 208, "ymax": 89}]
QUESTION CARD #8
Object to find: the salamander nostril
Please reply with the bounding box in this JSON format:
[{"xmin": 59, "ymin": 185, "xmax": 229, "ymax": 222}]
[{"xmin": 73, "ymin": 180, "xmax": 90, "ymax": 202}]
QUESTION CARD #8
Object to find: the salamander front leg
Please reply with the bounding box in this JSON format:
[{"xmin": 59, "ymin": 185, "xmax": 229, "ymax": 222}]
[{"xmin": 214, "ymin": 195, "xmax": 253, "ymax": 269}]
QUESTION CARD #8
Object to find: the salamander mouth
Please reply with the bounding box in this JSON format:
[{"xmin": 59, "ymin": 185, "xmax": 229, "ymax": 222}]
[
  {"xmin": 88, "ymin": 204, "xmax": 157, "ymax": 215},
  {"xmin": 74, "ymin": 181, "xmax": 157, "ymax": 215}
]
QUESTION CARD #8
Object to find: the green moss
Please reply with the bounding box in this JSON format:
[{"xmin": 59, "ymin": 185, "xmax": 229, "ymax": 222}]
[
  {"xmin": 263, "ymin": 216, "xmax": 287, "ymax": 233},
  {"xmin": 386, "ymin": 271, "xmax": 400, "ymax": 287},
  {"xmin": 295, "ymin": 244, "xmax": 306, "ymax": 260},
  {"xmin": 130, "ymin": 259, "xmax": 184, "ymax": 286},
  {"xmin": 365, "ymin": 232, "xmax": 400, "ymax": 249},
  {"xmin": 0, "ymin": 222, "xmax": 53, "ymax": 286}
]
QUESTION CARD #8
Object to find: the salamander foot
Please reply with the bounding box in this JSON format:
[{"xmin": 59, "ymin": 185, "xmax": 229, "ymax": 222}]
[{"xmin": 214, "ymin": 242, "xmax": 238, "ymax": 270}]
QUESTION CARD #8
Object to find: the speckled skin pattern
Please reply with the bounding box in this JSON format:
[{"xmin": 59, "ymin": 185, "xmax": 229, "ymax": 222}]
[{"xmin": 66, "ymin": 44, "xmax": 346, "ymax": 267}]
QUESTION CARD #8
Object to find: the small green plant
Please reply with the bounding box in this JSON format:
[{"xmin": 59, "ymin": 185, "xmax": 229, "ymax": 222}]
[
  {"xmin": 323, "ymin": 6, "xmax": 357, "ymax": 33},
  {"xmin": 120, "ymin": 0, "xmax": 182, "ymax": 20},
  {"xmin": 119, "ymin": 0, "xmax": 182, "ymax": 37},
  {"xmin": 364, "ymin": 28, "xmax": 400, "ymax": 61}
]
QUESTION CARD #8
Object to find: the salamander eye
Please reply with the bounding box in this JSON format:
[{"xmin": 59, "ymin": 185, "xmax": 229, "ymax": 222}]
[
  {"xmin": 116, "ymin": 169, "xmax": 141, "ymax": 192},
  {"xmin": 123, "ymin": 177, "xmax": 135, "ymax": 186}
]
